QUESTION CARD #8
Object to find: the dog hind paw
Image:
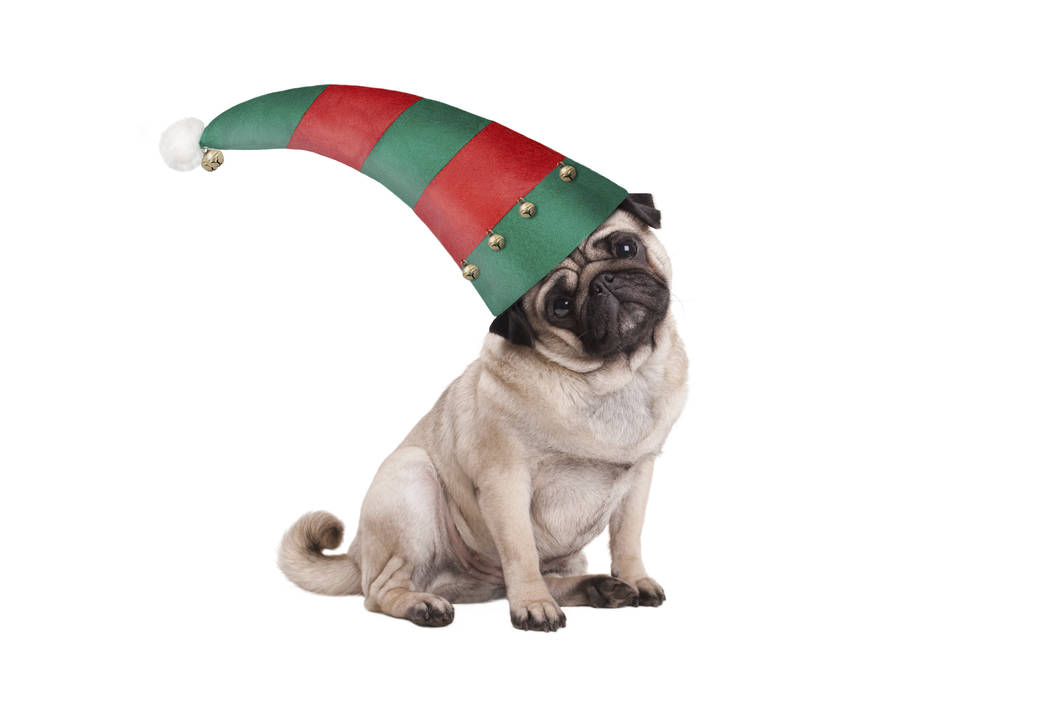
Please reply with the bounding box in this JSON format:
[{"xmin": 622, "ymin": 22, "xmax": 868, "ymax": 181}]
[
  {"xmin": 583, "ymin": 575, "xmax": 640, "ymax": 608},
  {"xmin": 407, "ymin": 596, "xmax": 455, "ymax": 627}
]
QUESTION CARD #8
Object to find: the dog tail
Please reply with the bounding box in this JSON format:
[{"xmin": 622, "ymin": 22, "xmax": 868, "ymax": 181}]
[{"xmin": 278, "ymin": 511, "xmax": 362, "ymax": 596}]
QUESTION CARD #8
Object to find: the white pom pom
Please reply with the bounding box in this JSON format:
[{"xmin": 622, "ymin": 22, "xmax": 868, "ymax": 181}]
[{"xmin": 159, "ymin": 118, "xmax": 206, "ymax": 171}]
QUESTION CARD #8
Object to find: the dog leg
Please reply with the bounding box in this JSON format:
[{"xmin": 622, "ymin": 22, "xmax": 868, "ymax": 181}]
[
  {"xmin": 544, "ymin": 574, "xmax": 639, "ymax": 607},
  {"xmin": 357, "ymin": 447, "xmax": 455, "ymax": 626},
  {"xmin": 474, "ymin": 464, "xmax": 566, "ymax": 632},
  {"xmin": 428, "ymin": 571, "xmax": 505, "ymax": 604},
  {"xmin": 609, "ymin": 456, "xmax": 666, "ymax": 606},
  {"xmin": 362, "ymin": 555, "xmax": 454, "ymax": 627}
]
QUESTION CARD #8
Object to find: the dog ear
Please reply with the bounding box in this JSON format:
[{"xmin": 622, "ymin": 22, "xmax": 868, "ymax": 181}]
[
  {"xmin": 619, "ymin": 193, "xmax": 661, "ymax": 229},
  {"xmin": 489, "ymin": 299, "xmax": 535, "ymax": 348}
]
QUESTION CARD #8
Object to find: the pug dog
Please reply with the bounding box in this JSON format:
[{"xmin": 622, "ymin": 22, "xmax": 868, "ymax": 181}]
[{"xmin": 278, "ymin": 194, "xmax": 688, "ymax": 631}]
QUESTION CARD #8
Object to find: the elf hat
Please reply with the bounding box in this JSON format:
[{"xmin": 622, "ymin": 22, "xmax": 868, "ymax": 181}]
[{"xmin": 160, "ymin": 85, "xmax": 630, "ymax": 315}]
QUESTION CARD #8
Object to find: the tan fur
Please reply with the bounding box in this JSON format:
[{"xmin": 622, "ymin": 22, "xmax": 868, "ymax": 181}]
[
  {"xmin": 279, "ymin": 209, "xmax": 688, "ymax": 630},
  {"xmin": 278, "ymin": 511, "xmax": 362, "ymax": 596}
]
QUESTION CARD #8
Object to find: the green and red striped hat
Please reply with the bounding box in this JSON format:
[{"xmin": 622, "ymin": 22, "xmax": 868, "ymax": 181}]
[{"xmin": 160, "ymin": 85, "xmax": 628, "ymax": 315}]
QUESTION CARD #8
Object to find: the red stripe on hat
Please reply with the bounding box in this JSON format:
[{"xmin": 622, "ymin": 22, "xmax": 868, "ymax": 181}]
[
  {"xmin": 287, "ymin": 86, "xmax": 421, "ymax": 170},
  {"xmin": 413, "ymin": 122, "xmax": 562, "ymax": 263}
]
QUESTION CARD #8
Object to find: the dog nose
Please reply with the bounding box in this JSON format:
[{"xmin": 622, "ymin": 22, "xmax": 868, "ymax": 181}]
[{"xmin": 590, "ymin": 273, "xmax": 616, "ymax": 296}]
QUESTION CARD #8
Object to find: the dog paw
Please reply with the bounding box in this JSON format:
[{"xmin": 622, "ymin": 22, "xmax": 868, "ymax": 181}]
[
  {"xmin": 407, "ymin": 595, "xmax": 455, "ymax": 627},
  {"xmin": 583, "ymin": 576, "xmax": 640, "ymax": 608},
  {"xmin": 510, "ymin": 598, "xmax": 566, "ymax": 632},
  {"xmin": 634, "ymin": 577, "xmax": 666, "ymax": 607}
]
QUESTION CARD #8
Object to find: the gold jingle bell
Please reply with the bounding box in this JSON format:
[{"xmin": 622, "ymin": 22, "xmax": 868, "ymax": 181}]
[
  {"xmin": 519, "ymin": 200, "xmax": 537, "ymax": 218},
  {"xmin": 487, "ymin": 232, "xmax": 506, "ymax": 251},
  {"xmin": 201, "ymin": 148, "xmax": 224, "ymax": 172},
  {"xmin": 461, "ymin": 262, "xmax": 480, "ymax": 280},
  {"xmin": 559, "ymin": 164, "xmax": 577, "ymax": 182}
]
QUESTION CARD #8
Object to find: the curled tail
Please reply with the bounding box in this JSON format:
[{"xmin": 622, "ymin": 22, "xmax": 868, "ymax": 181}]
[{"xmin": 278, "ymin": 511, "xmax": 362, "ymax": 595}]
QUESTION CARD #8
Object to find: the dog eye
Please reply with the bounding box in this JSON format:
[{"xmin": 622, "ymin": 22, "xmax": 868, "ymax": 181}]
[
  {"xmin": 613, "ymin": 238, "xmax": 638, "ymax": 259},
  {"xmin": 552, "ymin": 298, "xmax": 572, "ymax": 318}
]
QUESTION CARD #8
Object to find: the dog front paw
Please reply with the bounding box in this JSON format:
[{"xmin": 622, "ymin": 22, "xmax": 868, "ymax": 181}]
[
  {"xmin": 634, "ymin": 577, "xmax": 666, "ymax": 607},
  {"xmin": 510, "ymin": 598, "xmax": 566, "ymax": 632}
]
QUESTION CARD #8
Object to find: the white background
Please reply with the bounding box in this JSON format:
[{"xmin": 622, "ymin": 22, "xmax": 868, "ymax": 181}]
[{"xmin": 1, "ymin": 1, "xmax": 1047, "ymax": 701}]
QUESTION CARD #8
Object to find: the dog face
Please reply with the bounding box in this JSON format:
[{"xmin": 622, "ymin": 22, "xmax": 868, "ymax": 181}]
[{"xmin": 490, "ymin": 194, "xmax": 671, "ymax": 367}]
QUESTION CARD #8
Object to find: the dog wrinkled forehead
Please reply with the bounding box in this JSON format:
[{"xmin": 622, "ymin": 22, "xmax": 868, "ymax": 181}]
[
  {"xmin": 552, "ymin": 197, "xmax": 667, "ymax": 276},
  {"xmin": 491, "ymin": 194, "xmax": 669, "ymax": 349},
  {"xmin": 520, "ymin": 193, "xmax": 668, "ymax": 304}
]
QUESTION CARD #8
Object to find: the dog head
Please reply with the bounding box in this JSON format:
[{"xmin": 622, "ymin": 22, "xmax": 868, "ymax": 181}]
[{"xmin": 490, "ymin": 194, "xmax": 671, "ymax": 369}]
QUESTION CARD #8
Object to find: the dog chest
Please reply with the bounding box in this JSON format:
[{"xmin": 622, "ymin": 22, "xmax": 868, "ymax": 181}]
[
  {"xmin": 528, "ymin": 454, "xmax": 636, "ymax": 560},
  {"xmin": 586, "ymin": 380, "xmax": 655, "ymax": 444}
]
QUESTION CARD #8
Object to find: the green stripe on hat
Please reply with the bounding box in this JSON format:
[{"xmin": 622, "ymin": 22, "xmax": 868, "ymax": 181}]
[
  {"xmin": 200, "ymin": 85, "xmax": 328, "ymax": 150},
  {"xmin": 361, "ymin": 99, "xmax": 490, "ymax": 207},
  {"xmin": 466, "ymin": 158, "xmax": 627, "ymax": 315}
]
